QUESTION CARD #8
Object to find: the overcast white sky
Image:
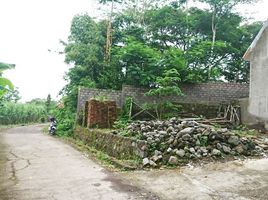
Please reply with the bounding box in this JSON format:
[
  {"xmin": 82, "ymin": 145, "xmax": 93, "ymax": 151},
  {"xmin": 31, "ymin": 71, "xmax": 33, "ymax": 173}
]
[{"xmin": 1, "ymin": 0, "xmax": 267, "ymax": 102}]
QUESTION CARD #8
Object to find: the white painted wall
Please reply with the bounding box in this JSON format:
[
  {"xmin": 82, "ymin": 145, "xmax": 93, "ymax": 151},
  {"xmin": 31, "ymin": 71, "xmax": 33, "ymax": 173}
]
[{"xmin": 249, "ymin": 28, "xmax": 268, "ymax": 120}]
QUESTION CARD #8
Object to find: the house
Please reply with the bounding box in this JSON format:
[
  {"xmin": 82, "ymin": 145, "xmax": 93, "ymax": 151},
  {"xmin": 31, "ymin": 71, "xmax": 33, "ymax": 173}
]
[{"xmin": 243, "ymin": 20, "xmax": 268, "ymax": 121}]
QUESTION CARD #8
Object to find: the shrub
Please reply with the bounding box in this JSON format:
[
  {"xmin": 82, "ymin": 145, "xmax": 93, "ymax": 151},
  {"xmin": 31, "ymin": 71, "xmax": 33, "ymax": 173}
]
[{"xmin": 0, "ymin": 102, "xmax": 46, "ymax": 125}]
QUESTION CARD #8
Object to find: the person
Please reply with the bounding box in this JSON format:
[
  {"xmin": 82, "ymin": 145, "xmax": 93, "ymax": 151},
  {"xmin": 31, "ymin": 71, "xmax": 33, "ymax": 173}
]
[{"xmin": 48, "ymin": 117, "xmax": 57, "ymax": 135}]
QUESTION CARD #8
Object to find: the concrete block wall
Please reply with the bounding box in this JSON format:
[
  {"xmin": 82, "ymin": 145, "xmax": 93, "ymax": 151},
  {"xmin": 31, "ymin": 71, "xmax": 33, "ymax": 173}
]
[
  {"xmin": 77, "ymin": 87, "xmax": 122, "ymax": 114},
  {"xmin": 77, "ymin": 83, "xmax": 249, "ymax": 113}
]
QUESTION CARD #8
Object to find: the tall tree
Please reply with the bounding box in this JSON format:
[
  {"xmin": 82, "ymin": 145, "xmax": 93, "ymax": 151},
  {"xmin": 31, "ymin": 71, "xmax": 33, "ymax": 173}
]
[{"xmin": 197, "ymin": 0, "xmax": 259, "ymax": 48}]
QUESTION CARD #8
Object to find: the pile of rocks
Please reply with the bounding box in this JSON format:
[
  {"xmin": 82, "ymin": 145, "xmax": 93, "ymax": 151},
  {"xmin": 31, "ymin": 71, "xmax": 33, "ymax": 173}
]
[{"xmin": 125, "ymin": 118, "xmax": 265, "ymax": 167}]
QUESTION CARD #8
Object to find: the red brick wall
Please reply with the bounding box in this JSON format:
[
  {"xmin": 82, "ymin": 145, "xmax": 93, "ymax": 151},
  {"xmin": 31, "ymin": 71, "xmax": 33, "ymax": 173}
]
[{"xmin": 87, "ymin": 99, "xmax": 117, "ymax": 128}]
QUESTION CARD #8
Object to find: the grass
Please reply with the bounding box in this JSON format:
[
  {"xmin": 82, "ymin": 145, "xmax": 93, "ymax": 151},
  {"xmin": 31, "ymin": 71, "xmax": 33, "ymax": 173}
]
[{"xmin": 233, "ymin": 125, "xmax": 261, "ymax": 138}]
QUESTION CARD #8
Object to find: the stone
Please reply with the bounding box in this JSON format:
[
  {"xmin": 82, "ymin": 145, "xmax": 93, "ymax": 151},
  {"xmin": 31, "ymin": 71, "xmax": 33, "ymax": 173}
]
[
  {"xmin": 182, "ymin": 134, "xmax": 192, "ymax": 141},
  {"xmin": 179, "ymin": 127, "xmax": 195, "ymax": 135},
  {"xmin": 149, "ymin": 160, "xmax": 157, "ymax": 167},
  {"xmin": 141, "ymin": 145, "xmax": 148, "ymax": 151},
  {"xmin": 195, "ymin": 139, "xmax": 201, "ymax": 146},
  {"xmin": 173, "ymin": 139, "xmax": 178, "ymax": 147},
  {"xmin": 218, "ymin": 128, "xmax": 228, "ymax": 133},
  {"xmin": 176, "ymin": 149, "xmax": 185, "ymax": 157},
  {"xmin": 176, "ymin": 124, "xmax": 184, "ymax": 131},
  {"xmin": 155, "ymin": 138, "xmax": 160, "ymax": 143},
  {"xmin": 189, "ymin": 147, "xmax": 196, "ymax": 154},
  {"xmin": 187, "ymin": 121, "xmax": 199, "ymax": 127},
  {"xmin": 169, "ymin": 117, "xmax": 177, "ymax": 122},
  {"xmin": 167, "ymin": 137, "xmax": 174, "ymax": 144},
  {"xmin": 143, "ymin": 158, "xmax": 150, "ymax": 167},
  {"xmin": 168, "ymin": 156, "xmax": 178, "ymax": 165},
  {"xmin": 159, "ymin": 131, "xmax": 167, "ymax": 135},
  {"xmin": 167, "ymin": 147, "xmax": 173, "ymax": 153},
  {"xmin": 200, "ymin": 147, "xmax": 208, "ymax": 153},
  {"xmin": 234, "ymin": 145, "xmax": 244, "ymax": 154},
  {"xmin": 255, "ymin": 146, "xmax": 264, "ymax": 152},
  {"xmin": 228, "ymin": 136, "xmax": 240, "ymax": 146},
  {"xmin": 212, "ymin": 149, "xmax": 221, "ymax": 156},
  {"xmin": 147, "ymin": 137, "xmax": 153, "ymax": 144},
  {"xmin": 222, "ymin": 145, "xmax": 231, "ymax": 154},
  {"xmin": 167, "ymin": 126, "xmax": 175, "ymax": 133},
  {"xmin": 216, "ymin": 143, "xmax": 222, "ymax": 150},
  {"xmin": 154, "ymin": 150, "xmax": 162, "ymax": 156}
]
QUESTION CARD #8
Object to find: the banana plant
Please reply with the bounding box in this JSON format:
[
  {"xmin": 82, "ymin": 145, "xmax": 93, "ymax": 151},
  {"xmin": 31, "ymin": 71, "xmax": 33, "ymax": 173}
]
[{"xmin": 0, "ymin": 62, "xmax": 15, "ymax": 96}]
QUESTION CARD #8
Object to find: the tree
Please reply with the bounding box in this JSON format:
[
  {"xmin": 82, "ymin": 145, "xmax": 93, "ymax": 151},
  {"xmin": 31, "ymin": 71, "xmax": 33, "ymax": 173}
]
[
  {"xmin": 62, "ymin": 14, "xmax": 106, "ymax": 110},
  {"xmin": 114, "ymin": 38, "xmax": 161, "ymax": 87},
  {"xmin": 46, "ymin": 94, "xmax": 52, "ymax": 113},
  {"xmin": 197, "ymin": 0, "xmax": 259, "ymax": 48},
  {"xmin": 145, "ymin": 69, "xmax": 182, "ymax": 119}
]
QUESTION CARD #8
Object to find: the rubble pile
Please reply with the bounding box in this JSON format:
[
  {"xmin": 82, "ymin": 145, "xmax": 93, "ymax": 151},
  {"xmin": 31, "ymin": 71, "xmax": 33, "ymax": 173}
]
[{"xmin": 125, "ymin": 118, "xmax": 265, "ymax": 167}]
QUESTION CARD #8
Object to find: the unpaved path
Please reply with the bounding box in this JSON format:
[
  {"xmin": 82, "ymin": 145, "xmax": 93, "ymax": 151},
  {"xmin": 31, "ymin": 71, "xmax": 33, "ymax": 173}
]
[
  {"xmin": 0, "ymin": 125, "xmax": 158, "ymax": 200},
  {"xmin": 120, "ymin": 158, "xmax": 268, "ymax": 200}
]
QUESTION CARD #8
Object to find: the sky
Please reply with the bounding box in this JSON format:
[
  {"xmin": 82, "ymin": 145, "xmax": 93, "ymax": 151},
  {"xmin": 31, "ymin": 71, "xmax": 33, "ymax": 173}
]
[{"xmin": 0, "ymin": 0, "xmax": 268, "ymax": 102}]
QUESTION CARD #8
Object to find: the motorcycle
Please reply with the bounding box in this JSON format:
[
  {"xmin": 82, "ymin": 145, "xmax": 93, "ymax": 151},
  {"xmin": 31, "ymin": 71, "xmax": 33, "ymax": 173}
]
[{"xmin": 48, "ymin": 118, "xmax": 57, "ymax": 135}]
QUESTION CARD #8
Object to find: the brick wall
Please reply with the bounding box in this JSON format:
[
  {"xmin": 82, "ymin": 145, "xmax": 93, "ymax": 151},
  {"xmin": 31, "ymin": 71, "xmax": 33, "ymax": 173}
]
[
  {"xmin": 77, "ymin": 83, "xmax": 249, "ymax": 113},
  {"xmin": 86, "ymin": 99, "xmax": 117, "ymax": 128}
]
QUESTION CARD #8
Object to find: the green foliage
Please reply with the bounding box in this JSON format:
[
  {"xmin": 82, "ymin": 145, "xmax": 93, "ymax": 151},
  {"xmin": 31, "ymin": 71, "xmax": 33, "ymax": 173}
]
[
  {"xmin": 113, "ymin": 118, "xmax": 129, "ymax": 130},
  {"xmin": 59, "ymin": 1, "xmax": 262, "ymax": 125},
  {"xmin": 0, "ymin": 62, "xmax": 15, "ymax": 103},
  {"xmin": 51, "ymin": 106, "xmax": 75, "ymax": 136},
  {"xmin": 200, "ymin": 136, "xmax": 209, "ymax": 147},
  {"xmin": 115, "ymin": 38, "xmax": 161, "ymax": 87},
  {"xmin": 120, "ymin": 97, "xmax": 133, "ymax": 120},
  {"xmin": 145, "ymin": 69, "xmax": 182, "ymax": 119},
  {"xmin": 0, "ymin": 102, "xmax": 47, "ymax": 125}
]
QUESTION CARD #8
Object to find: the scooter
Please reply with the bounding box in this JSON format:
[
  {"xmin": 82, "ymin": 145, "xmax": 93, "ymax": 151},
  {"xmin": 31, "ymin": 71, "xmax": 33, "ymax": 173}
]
[{"xmin": 48, "ymin": 118, "xmax": 57, "ymax": 135}]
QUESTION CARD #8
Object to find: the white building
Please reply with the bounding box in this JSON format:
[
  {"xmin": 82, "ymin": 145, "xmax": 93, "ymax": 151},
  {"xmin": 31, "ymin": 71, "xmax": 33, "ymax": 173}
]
[{"xmin": 243, "ymin": 20, "xmax": 268, "ymax": 120}]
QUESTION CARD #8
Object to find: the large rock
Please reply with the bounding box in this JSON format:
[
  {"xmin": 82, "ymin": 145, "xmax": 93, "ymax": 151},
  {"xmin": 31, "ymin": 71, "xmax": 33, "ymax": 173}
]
[
  {"xmin": 212, "ymin": 149, "xmax": 221, "ymax": 156},
  {"xmin": 149, "ymin": 160, "xmax": 157, "ymax": 167},
  {"xmin": 228, "ymin": 136, "xmax": 240, "ymax": 146},
  {"xmin": 154, "ymin": 150, "xmax": 162, "ymax": 156},
  {"xmin": 168, "ymin": 156, "xmax": 178, "ymax": 165},
  {"xmin": 167, "ymin": 126, "xmax": 175, "ymax": 133},
  {"xmin": 167, "ymin": 147, "xmax": 173, "ymax": 153},
  {"xmin": 176, "ymin": 149, "xmax": 185, "ymax": 157},
  {"xmin": 182, "ymin": 134, "xmax": 192, "ymax": 141},
  {"xmin": 179, "ymin": 128, "xmax": 195, "ymax": 135},
  {"xmin": 234, "ymin": 145, "xmax": 244, "ymax": 154},
  {"xmin": 189, "ymin": 147, "xmax": 196, "ymax": 154},
  {"xmin": 143, "ymin": 158, "xmax": 150, "ymax": 167},
  {"xmin": 222, "ymin": 145, "xmax": 231, "ymax": 154}
]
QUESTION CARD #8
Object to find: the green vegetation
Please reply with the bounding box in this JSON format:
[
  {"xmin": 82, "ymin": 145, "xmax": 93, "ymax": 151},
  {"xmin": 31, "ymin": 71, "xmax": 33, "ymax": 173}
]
[
  {"xmin": 0, "ymin": 102, "xmax": 47, "ymax": 125},
  {"xmin": 145, "ymin": 69, "xmax": 183, "ymax": 119},
  {"xmin": 0, "ymin": 62, "xmax": 15, "ymax": 102},
  {"xmin": 55, "ymin": 0, "xmax": 261, "ymax": 134}
]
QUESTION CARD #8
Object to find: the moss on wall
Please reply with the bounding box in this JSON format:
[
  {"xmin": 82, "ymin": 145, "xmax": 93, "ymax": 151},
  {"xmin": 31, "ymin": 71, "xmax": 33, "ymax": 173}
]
[{"xmin": 74, "ymin": 127, "xmax": 147, "ymax": 160}]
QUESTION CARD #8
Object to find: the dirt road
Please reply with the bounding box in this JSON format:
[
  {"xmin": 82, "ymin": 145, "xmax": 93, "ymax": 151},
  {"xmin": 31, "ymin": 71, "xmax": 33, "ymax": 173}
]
[
  {"xmin": 2, "ymin": 125, "xmax": 268, "ymax": 200},
  {"xmin": 0, "ymin": 125, "xmax": 157, "ymax": 200},
  {"xmin": 121, "ymin": 157, "xmax": 268, "ymax": 200}
]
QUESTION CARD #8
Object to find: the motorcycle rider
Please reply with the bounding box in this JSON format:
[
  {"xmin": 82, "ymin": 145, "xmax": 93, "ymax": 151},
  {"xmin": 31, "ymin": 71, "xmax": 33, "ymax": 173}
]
[{"xmin": 49, "ymin": 116, "xmax": 57, "ymax": 135}]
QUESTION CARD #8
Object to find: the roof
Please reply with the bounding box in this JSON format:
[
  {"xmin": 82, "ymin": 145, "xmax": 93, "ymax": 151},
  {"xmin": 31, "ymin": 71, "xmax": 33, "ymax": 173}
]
[{"xmin": 243, "ymin": 20, "xmax": 268, "ymax": 61}]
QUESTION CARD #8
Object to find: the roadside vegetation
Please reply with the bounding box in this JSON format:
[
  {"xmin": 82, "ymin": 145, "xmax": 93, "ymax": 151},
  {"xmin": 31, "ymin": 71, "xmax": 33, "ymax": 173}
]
[{"xmin": 52, "ymin": 0, "xmax": 263, "ymax": 136}]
